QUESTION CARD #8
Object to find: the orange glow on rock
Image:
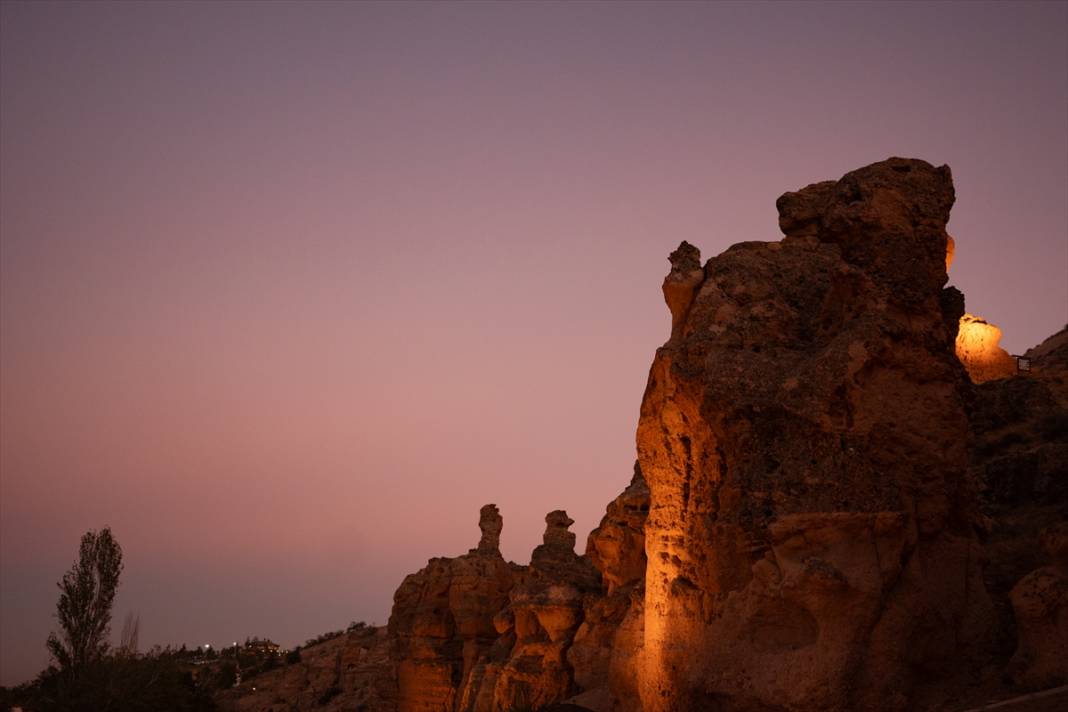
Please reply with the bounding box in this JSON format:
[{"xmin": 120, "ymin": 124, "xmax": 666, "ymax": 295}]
[
  {"xmin": 956, "ymin": 313, "xmax": 1016, "ymax": 383},
  {"xmin": 946, "ymin": 234, "xmax": 955, "ymax": 271}
]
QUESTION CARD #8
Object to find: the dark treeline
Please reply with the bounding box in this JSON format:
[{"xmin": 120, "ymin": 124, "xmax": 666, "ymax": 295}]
[{"xmin": 0, "ymin": 529, "xmax": 221, "ymax": 712}]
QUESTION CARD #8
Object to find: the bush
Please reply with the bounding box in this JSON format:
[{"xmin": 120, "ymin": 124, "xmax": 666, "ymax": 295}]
[
  {"xmin": 317, "ymin": 685, "xmax": 342, "ymax": 705},
  {"xmin": 22, "ymin": 650, "xmax": 216, "ymax": 712},
  {"xmin": 303, "ymin": 630, "xmax": 344, "ymax": 648}
]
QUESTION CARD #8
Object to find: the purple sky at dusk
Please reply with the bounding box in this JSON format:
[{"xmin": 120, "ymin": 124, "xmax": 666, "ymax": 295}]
[{"xmin": 1, "ymin": 0, "xmax": 1065, "ymax": 686}]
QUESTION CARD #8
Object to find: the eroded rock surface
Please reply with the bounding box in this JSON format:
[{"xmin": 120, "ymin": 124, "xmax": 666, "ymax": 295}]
[
  {"xmin": 971, "ymin": 327, "xmax": 1068, "ymax": 691},
  {"xmin": 567, "ymin": 464, "xmax": 650, "ymax": 712},
  {"xmin": 388, "ymin": 505, "xmax": 519, "ymax": 712},
  {"xmin": 636, "ymin": 158, "xmax": 994, "ymax": 711},
  {"xmin": 1008, "ymin": 523, "xmax": 1068, "ymax": 689},
  {"xmin": 958, "ymin": 313, "xmax": 1018, "ymax": 384},
  {"xmin": 487, "ymin": 511, "xmax": 600, "ymax": 712},
  {"xmin": 228, "ymin": 160, "xmax": 1068, "ymax": 712},
  {"xmin": 388, "ymin": 503, "xmax": 611, "ymax": 712}
]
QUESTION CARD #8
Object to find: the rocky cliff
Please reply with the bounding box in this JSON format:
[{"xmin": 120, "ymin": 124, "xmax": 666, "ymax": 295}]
[
  {"xmin": 636, "ymin": 157, "xmax": 996, "ymax": 712},
  {"xmin": 970, "ymin": 326, "xmax": 1068, "ymax": 692},
  {"xmin": 382, "ymin": 158, "xmax": 1065, "ymax": 712},
  {"xmin": 220, "ymin": 158, "xmax": 1066, "ymax": 712}
]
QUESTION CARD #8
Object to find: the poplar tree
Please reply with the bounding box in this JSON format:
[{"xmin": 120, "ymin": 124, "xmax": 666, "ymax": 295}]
[{"xmin": 46, "ymin": 528, "xmax": 124, "ymax": 677}]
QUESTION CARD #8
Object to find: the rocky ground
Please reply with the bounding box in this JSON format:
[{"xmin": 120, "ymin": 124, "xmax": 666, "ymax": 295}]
[{"xmin": 215, "ymin": 626, "xmax": 396, "ymax": 712}]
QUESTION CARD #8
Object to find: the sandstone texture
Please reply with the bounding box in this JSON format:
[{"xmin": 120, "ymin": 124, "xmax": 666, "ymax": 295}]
[
  {"xmin": 970, "ymin": 327, "xmax": 1068, "ymax": 691},
  {"xmin": 957, "ymin": 313, "xmax": 1018, "ymax": 384},
  {"xmin": 567, "ymin": 463, "xmax": 650, "ymax": 712},
  {"xmin": 218, "ymin": 159, "xmax": 1068, "ymax": 712},
  {"xmin": 383, "ymin": 474, "xmax": 650, "ymax": 712},
  {"xmin": 485, "ymin": 511, "xmax": 600, "ymax": 711},
  {"xmin": 1008, "ymin": 523, "xmax": 1068, "ymax": 689},
  {"xmin": 388, "ymin": 504, "xmax": 519, "ymax": 712},
  {"xmin": 636, "ymin": 158, "xmax": 994, "ymax": 711}
]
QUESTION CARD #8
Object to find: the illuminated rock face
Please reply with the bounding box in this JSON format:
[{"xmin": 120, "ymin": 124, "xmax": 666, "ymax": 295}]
[
  {"xmin": 388, "ymin": 506, "xmax": 519, "ymax": 712},
  {"xmin": 956, "ymin": 313, "xmax": 1017, "ymax": 383},
  {"xmin": 389, "ymin": 505, "xmax": 604, "ymax": 712},
  {"xmin": 636, "ymin": 158, "xmax": 993, "ymax": 711},
  {"xmin": 567, "ymin": 464, "xmax": 650, "ymax": 711},
  {"xmin": 484, "ymin": 511, "xmax": 601, "ymax": 711}
]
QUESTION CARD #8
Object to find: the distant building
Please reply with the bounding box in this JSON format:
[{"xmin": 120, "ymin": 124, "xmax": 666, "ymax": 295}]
[{"xmin": 244, "ymin": 638, "xmax": 280, "ymax": 656}]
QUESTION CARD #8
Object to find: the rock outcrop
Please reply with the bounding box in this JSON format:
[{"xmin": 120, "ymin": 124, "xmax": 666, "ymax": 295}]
[
  {"xmin": 487, "ymin": 511, "xmax": 600, "ymax": 711},
  {"xmin": 958, "ymin": 313, "xmax": 1018, "ymax": 383},
  {"xmin": 971, "ymin": 326, "xmax": 1068, "ymax": 691},
  {"xmin": 1008, "ymin": 522, "xmax": 1068, "ymax": 688},
  {"xmin": 567, "ymin": 463, "xmax": 650, "ymax": 712},
  {"xmin": 389, "ymin": 505, "xmax": 519, "ymax": 712},
  {"xmin": 225, "ymin": 159, "xmax": 1068, "ymax": 712},
  {"xmin": 389, "ymin": 503, "xmax": 609, "ymax": 712},
  {"xmin": 636, "ymin": 158, "xmax": 994, "ymax": 711}
]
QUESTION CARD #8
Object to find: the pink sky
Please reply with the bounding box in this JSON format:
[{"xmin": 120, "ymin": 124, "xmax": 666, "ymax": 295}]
[{"xmin": 2, "ymin": 1, "xmax": 1065, "ymax": 685}]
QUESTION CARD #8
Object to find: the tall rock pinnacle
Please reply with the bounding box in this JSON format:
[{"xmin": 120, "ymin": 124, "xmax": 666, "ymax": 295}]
[
  {"xmin": 636, "ymin": 157, "xmax": 992, "ymax": 712},
  {"xmin": 477, "ymin": 503, "xmax": 503, "ymax": 553}
]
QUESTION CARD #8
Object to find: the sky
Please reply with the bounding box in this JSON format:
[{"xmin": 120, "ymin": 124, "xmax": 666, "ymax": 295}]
[{"xmin": 1, "ymin": 0, "xmax": 1065, "ymax": 686}]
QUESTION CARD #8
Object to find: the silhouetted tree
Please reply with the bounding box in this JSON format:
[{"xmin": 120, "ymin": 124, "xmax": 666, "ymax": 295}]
[
  {"xmin": 46, "ymin": 528, "xmax": 124, "ymax": 678},
  {"xmin": 119, "ymin": 611, "xmax": 141, "ymax": 655}
]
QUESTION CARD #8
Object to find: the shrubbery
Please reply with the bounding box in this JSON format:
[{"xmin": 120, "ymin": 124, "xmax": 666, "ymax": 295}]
[{"xmin": 3, "ymin": 649, "xmax": 218, "ymax": 712}]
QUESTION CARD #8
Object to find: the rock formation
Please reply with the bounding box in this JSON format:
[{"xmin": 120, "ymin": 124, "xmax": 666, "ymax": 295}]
[
  {"xmin": 389, "ymin": 503, "xmax": 608, "ymax": 712},
  {"xmin": 957, "ymin": 313, "xmax": 1018, "ymax": 383},
  {"xmin": 568, "ymin": 463, "xmax": 650, "ymax": 711},
  {"xmin": 636, "ymin": 157, "xmax": 994, "ymax": 711},
  {"xmin": 1008, "ymin": 522, "xmax": 1068, "ymax": 689},
  {"xmin": 220, "ymin": 159, "xmax": 1068, "ymax": 712},
  {"xmin": 487, "ymin": 511, "xmax": 600, "ymax": 711},
  {"xmin": 478, "ymin": 503, "xmax": 504, "ymax": 553},
  {"xmin": 389, "ymin": 504, "xmax": 519, "ymax": 712},
  {"xmin": 970, "ymin": 326, "xmax": 1068, "ymax": 691}
]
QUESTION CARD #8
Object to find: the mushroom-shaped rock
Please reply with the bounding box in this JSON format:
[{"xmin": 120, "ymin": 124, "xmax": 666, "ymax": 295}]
[
  {"xmin": 544, "ymin": 510, "xmax": 576, "ymax": 550},
  {"xmin": 489, "ymin": 511, "xmax": 601, "ymax": 711}
]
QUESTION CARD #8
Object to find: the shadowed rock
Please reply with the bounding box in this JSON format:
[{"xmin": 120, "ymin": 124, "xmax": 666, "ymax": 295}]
[{"xmin": 477, "ymin": 504, "xmax": 503, "ymax": 553}]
